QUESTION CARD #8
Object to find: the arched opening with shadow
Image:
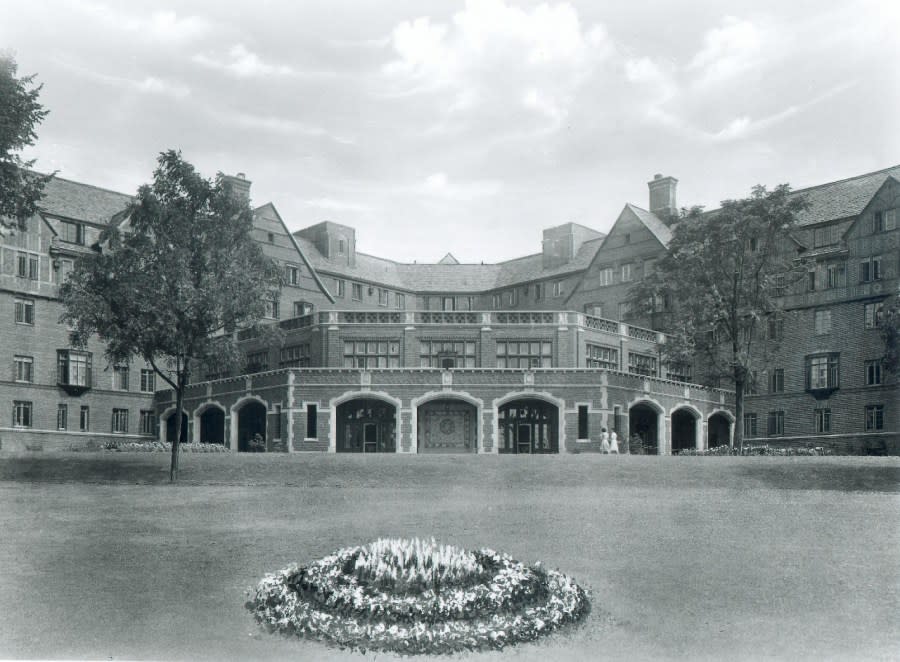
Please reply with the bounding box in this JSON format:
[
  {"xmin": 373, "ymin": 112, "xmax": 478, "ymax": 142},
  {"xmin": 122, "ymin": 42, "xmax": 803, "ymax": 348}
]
[
  {"xmin": 165, "ymin": 412, "xmax": 188, "ymax": 443},
  {"xmin": 497, "ymin": 399, "xmax": 559, "ymax": 454},
  {"xmin": 236, "ymin": 400, "xmax": 267, "ymax": 452},
  {"xmin": 336, "ymin": 398, "xmax": 396, "ymax": 453},
  {"xmin": 671, "ymin": 408, "xmax": 699, "ymax": 454},
  {"xmin": 417, "ymin": 398, "xmax": 478, "ymax": 454},
  {"xmin": 707, "ymin": 412, "xmax": 732, "ymax": 450},
  {"xmin": 198, "ymin": 407, "xmax": 225, "ymax": 444},
  {"xmin": 629, "ymin": 403, "xmax": 660, "ymax": 455}
]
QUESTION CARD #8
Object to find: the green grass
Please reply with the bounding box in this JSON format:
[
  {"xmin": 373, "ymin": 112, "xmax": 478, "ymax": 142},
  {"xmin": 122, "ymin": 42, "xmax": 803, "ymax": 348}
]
[{"xmin": 1, "ymin": 453, "xmax": 898, "ymax": 661}]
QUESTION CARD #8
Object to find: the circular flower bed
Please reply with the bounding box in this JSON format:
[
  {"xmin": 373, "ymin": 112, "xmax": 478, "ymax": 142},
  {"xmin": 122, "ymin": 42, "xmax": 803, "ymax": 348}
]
[{"xmin": 247, "ymin": 538, "xmax": 590, "ymax": 654}]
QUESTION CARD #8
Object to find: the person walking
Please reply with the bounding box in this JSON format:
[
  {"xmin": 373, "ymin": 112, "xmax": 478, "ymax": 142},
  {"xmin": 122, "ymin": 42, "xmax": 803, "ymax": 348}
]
[
  {"xmin": 601, "ymin": 428, "xmax": 611, "ymax": 454},
  {"xmin": 609, "ymin": 430, "xmax": 619, "ymax": 454}
]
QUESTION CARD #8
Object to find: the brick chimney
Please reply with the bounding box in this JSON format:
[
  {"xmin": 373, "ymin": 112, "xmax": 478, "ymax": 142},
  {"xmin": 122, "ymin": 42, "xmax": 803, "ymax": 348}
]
[
  {"xmin": 222, "ymin": 172, "xmax": 252, "ymax": 203},
  {"xmin": 648, "ymin": 173, "xmax": 677, "ymax": 219}
]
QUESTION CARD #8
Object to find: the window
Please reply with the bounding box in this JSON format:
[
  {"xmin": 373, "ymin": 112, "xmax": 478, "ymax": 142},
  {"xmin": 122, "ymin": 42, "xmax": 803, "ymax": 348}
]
[
  {"xmin": 814, "ymin": 225, "xmax": 839, "ymax": 247},
  {"xmin": 807, "ymin": 269, "xmax": 816, "ymax": 292},
  {"xmin": 460, "ymin": 296, "xmax": 475, "ymax": 311},
  {"xmin": 246, "ymin": 351, "xmax": 269, "ymax": 373},
  {"xmin": 379, "ymin": 289, "xmax": 390, "ymax": 307},
  {"xmin": 139, "ymin": 369, "xmax": 155, "ymax": 393},
  {"xmin": 873, "ymin": 209, "xmax": 897, "ymax": 233},
  {"xmin": 584, "ymin": 303, "xmax": 603, "ymax": 318},
  {"xmin": 577, "ymin": 405, "xmax": 589, "ymax": 440},
  {"xmin": 807, "ymin": 353, "xmax": 839, "ymax": 391},
  {"xmin": 492, "ymin": 294, "xmax": 501, "ymax": 309},
  {"xmin": 27, "ymin": 255, "xmax": 38, "ymax": 280},
  {"xmin": 14, "ymin": 298, "xmax": 35, "ymax": 325},
  {"xmin": 112, "ymin": 409, "xmax": 129, "ymax": 434},
  {"xmin": 306, "ymin": 404, "xmax": 318, "ymax": 439},
  {"xmin": 618, "ymin": 302, "xmax": 631, "ymax": 321},
  {"xmin": 597, "ymin": 267, "xmax": 613, "ymax": 287},
  {"xmin": 767, "ymin": 410, "xmax": 784, "ymax": 437},
  {"xmin": 506, "ymin": 290, "xmax": 517, "ymax": 306},
  {"xmin": 337, "ymin": 238, "xmax": 346, "ymax": 254},
  {"xmin": 620, "ymin": 263, "xmax": 633, "ymax": 282},
  {"xmin": 586, "ymin": 343, "xmax": 618, "ymax": 369},
  {"xmin": 628, "ymin": 352, "xmax": 657, "ymax": 377},
  {"xmin": 643, "ymin": 259, "xmax": 655, "ymax": 277},
  {"xmin": 624, "ymin": 233, "xmax": 631, "ymax": 245},
  {"xmin": 80, "ymin": 406, "xmax": 90, "ymax": 431},
  {"xmin": 285, "ymin": 264, "xmax": 299, "ymax": 286},
  {"xmin": 279, "ymin": 344, "xmax": 310, "ymax": 368},
  {"xmin": 57, "ymin": 404, "xmax": 67, "ymax": 430},
  {"xmin": 420, "ymin": 340, "xmax": 477, "ymax": 368},
  {"xmin": 343, "ymin": 340, "xmax": 401, "ymax": 368},
  {"xmin": 113, "ymin": 363, "xmax": 129, "ymax": 391},
  {"xmin": 396, "ymin": 293, "xmax": 406, "ymax": 310},
  {"xmin": 60, "ymin": 221, "xmax": 85, "ymax": 245},
  {"xmin": 767, "ymin": 317, "xmax": 784, "ymax": 341},
  {"xmin": 16, "ymin": 252, "xmax": 26, "ymax": 277},
  {"xmin": 14, "ymin": 355, "xmax": 33, "ymax": 382},
  {"xmin": 826, "ymin": 263, "xmax": 846, "ymax": 289},
  {"xmin": 274, "ymin": 404, "xmax": 282, "ymax": 439},
  {"xmin": 535, "ymin": 283, "xmax": 543, "ymax": 301},
  {"xmin": 57, "ymin": 350, "xmax": 92, "ymax": 387},
  {"xmin": 333, "ymin": 278, "xmax": 345, "ymax": 298},
  {"xmin": 293, "ymin": 301, "xmax": 313, "ymax": 317},
  {"xmin": 814, "ymin": 408, "xmax": 831, "ymax": 433},
  {"xmin": 13, "ymin": 401, "xmax": 32, "ymax": 428},
  {"xmin": 773, "ymin": 274, "xmax": 786, "ymax": 297},
  {"xmin": 267, "ymin": 232, "xmax": 275, "ymax": 243},
  {"xmin": 748, "ymin": 237, "xmax": 760, "ymax": 252},
  {"xmin": 743, "ymin": 413, "xmax": 757, "ymax": 437},
  {"xmin": 814, "ymin": 310, "xmax": 831, "ymax": 335},
  {"xmin": 864, "ymin": 301, "xmax": 884, "ymax": 329},
  {"xmin": 768, "ymin": 368, "xmax": 784, "ymax": 393},
  {"xmin": 865, "ymin": 360, "xmax": 882, "ymax": 386},
  {"xmin": 351, "ymin": 283, "xmax": 363, "ymax": 301},
  {"xmin": 860, "ymin": 256, "xmax": 882, "ymax": 282},
  {"xmin": 865, "ymin": 405, "xmax": 884, "ymax": 431},
  {"xmin": 553, "ymin": 280, "xmax": 564, "ymax": 297},
  {"xmin": 139, "ymin": 410, "xmax": 156, "ymax": 435},
  {"xmin": 665, "ymin": 362, "xmax": 692, "ymax": 382},
  {"xmin": 265, "ymin": 296, "xmax": 280, "ymax": 319},
  {"xmin": 496, "ymin": 340, "xmax": 552, "ymax": 368}
]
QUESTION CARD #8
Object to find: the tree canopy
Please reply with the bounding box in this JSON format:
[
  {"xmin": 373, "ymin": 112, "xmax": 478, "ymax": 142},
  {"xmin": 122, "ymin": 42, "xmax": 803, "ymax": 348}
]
[
  {"xmin": 60, "ymin": 150, "xmax": 282, "ymax": 480},
  {"xmin": 0, "ymin": 53, "xmax": 52, "ymax": 231},
  {"xmin": 628, "ymin": 184, "xmax": 809, "ymax": 450}
]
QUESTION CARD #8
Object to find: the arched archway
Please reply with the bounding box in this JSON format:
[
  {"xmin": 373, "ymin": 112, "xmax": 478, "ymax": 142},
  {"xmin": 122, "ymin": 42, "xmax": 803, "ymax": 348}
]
[
  {"xmin": 707, "ymin": 412, "xmax": 733, "ymax": 450},
  {"xmin": 164, "ymin": 411, "xmax": 188, "ymax": 443},
  {"xmin": 336, "ymin": 398, "xmax": 396, "ymax": 453},
  {"xmin": 196, "ymin": 404, "xmax": 225, "ymax": 444},
  {"xmin": 235, "ymin": 399, "xmax": 267, "ymax": 452},
  {"xmin": 417, "ymin": 398, "xmax": 478, "ymax": 453},
  {"xmin": 671, "ymin": 408, "xmax": 699, "ymax": 454},
  {"xmin": 629, "ymin": 402, "xmax": 661, "ymax": 454},
  {"xmin": 497, "ymin": 398, "xmax": 559, "ymax": 454}
]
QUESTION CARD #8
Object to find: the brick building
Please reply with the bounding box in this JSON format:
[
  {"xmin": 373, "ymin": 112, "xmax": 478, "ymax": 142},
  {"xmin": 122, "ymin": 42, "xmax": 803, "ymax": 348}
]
[{"xmin": 2, "ymin": 164, "xmax": 896, "ymax": 454}]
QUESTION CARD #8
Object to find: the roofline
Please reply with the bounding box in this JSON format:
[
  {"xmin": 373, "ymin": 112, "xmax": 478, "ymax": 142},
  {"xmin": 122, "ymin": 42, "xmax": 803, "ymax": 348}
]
[{"xmin": 34, "ymin": 171, "xmax": 135, "ymax": 200}]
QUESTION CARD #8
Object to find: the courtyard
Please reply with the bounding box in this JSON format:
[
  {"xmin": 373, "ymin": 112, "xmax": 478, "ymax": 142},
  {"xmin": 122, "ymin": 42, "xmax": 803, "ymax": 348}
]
[{"xmin": 0, "ymin": 452, "xmax": 897, "ymax": 661}]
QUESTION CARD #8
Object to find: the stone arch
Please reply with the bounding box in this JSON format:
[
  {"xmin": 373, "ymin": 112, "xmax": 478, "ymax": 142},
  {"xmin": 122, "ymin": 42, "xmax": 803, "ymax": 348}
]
[
  {"xmin": 193, "ymin": 401, "xmax": 226, "ymax": 445},
  {"xmin": 627, "ymin": 398, "xmax": 665, "ymax": 455},
  {"xmin": 707, "ymin": 409, "xmax": 734, "ymax": 450},
  {"xmin": 411, "ymin": 391, "xmax": 484, "ymax": 454},
  {"xmin": 159, "ymin": 406, "xmax": 189, "ymax": 443},
  {"xmin": 492, "ymin": 391, "xmax": 565, "ymax": 454},
  {"xmin": 331, "ymin": 391, "xmax": 400, "ymax": 454},
  {"xmin": 671, "ymin": 405, "xmax": 702, "ymax": 454},
  {"xmin": 230, "ymin": 395, "xmax": 269, "ymax": 452}
]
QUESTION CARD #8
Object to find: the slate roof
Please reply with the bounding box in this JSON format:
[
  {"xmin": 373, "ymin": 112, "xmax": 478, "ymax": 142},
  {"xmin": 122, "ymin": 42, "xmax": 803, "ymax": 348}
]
[
  {"xmin": 37, "ymin": 175, "xmax": 133, "ymax": 225},
  {"xmin": 625, "ymin": 204, "xmax": 672, "ymax": 246},
  {"xmin": 787, "ymin": 164, "xmax": 900, "ymax": 226}
]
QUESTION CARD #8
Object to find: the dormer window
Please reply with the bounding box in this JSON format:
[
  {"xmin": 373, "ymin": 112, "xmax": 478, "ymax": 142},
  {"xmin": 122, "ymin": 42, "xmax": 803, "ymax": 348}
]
[
  {"xmin": 60, "ymin": 221, "xmax": 85, "ymax": 245},
  {"xmin": 337, "ymin": 237, "xmax": 347, "ymax": 254}
]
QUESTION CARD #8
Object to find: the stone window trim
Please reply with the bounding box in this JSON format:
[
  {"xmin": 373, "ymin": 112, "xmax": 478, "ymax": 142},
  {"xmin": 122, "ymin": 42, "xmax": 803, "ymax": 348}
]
[
  {"xmin": 864, "ymin": 360, "xmax": 883, "ymax": 386},
  {"xmin": 13, "ymin": 355, "xmax": 34, "ymax": 383},
  {"xmin": 13, "ymin": 400, "xmax": 33, "ymax": 428},
  {"xmin": 14, "ymin": 297, "xmax": 35, "ymax": 325},
  {"xmin": 865, "ymin": 404, "xmax": 884, "ymax": 431},
  {"xmin": 495, "ymin": 339, "xmax": 553, "ymax": 369}
]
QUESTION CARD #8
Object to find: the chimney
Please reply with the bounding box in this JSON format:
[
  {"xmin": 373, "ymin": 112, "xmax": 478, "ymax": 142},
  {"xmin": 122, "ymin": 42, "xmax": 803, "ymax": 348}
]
[
  {"xmin": 222, "ymin": 172, "xmax": 252, "ymax": 203},
  {"xmin": 648, "ymin": 173, "xmax": 677, "ymax": 218}
]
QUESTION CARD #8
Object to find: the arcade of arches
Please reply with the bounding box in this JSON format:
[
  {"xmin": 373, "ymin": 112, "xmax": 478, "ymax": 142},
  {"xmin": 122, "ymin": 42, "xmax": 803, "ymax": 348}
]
[
  {"xmin": 236, "ymin": 400, "xmax": 267, "ymax": 452},
  {"xmin": 671, "ymin": 408, "xmax": 699, "ymax": 454},
  {"xmin": 417, "ymin": 399, "xmax": 477, "ymax": 453},
  {"xmin": 337, "ymin": 398, "xmax": 397, "ymax": 453},
  {"xmin": 498, "ymin": 399, "xmax": 559, "ymax": 454}
]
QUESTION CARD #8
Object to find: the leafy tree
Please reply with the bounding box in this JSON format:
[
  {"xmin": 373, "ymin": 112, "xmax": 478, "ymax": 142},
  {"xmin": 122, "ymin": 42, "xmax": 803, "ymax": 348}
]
[
  {"xmin": 60, "ymin": 150, "xmax": 282, "ymax": 481},
  {"xmin": 0, "ymin": 53, "xmax": 53, "ymax": 231},
  {"xmin": 628, "ymin": 185, "xmax": 808, "ymax": 451},
  {"xmin": 881, "ymin": 293, "xmax": 900, "ymax": 376}
]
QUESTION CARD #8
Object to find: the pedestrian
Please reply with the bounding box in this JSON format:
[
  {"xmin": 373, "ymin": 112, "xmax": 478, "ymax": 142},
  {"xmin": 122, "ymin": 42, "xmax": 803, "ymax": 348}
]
[
  {"xmin": 609, "ymin": 430, "xmax": 619, "ymax": 454},
  {"xmin": 601, "ymin": 427, "xmax": 611, "ymax": 454}
]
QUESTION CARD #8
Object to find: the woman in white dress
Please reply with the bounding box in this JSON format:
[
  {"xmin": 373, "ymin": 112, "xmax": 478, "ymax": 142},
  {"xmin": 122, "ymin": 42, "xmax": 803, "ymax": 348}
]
[
  {"xmin": 609, "ymin": 431, "xmax": 619, "ymax": 454},
  {"xmin": 601, "ymin": 428, "xmax": 611, "ymax": 453}
]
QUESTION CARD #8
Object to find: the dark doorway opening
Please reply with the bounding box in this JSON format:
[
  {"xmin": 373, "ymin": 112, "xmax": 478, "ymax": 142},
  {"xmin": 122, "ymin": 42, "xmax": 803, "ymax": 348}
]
[
  {"xmin": 498, "ymin": 399, "xmax": 558, "ymax": 454},
  {"xmin": 165, "ymin": 412, "xmax": 188, "ymax": 443},
  {"xmin": 707, "ymin": 413, "xmax": 731, "ymax": 450},
  {"xmin": 237, "ymin": 401, "xmax": 267, "ymax": 452},
  {"xmin": 199, "ymin": 407, "xmax": 225, "ymax": 444},
  {"xmin": 629, "ymin": 403, "xmax": 659, "ymax": 454},
  {"xmin": 671, "ymin": 409, "xmax": 698, "ymax": 454},
  {"xmin": 337, "ymin": 398, "xmax": 396, "ymax": 453}
]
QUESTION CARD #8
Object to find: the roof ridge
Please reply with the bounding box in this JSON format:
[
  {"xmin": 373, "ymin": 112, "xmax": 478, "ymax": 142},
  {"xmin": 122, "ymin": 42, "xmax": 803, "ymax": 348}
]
[
  {"xmin": 41, "ymin": 173, "xmax": 134, "ymax": 199},
  {"xmin": 787, "ymin": 163, "xmax": 900, "ymax": 195}
]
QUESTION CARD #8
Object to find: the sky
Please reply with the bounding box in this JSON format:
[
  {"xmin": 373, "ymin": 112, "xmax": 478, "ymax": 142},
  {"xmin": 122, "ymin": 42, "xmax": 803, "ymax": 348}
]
[{"xmin": 3, "ymin": 0, "xmax": 898, "ymax": 263}]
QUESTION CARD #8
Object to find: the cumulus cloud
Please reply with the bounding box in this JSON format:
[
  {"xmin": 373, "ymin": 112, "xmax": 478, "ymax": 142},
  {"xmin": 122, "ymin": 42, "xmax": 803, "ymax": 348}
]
[
  {"xmin": 420, "ymin": 172, "xmax": 501, "ymax": 199},
  {"xmin": 69, "ymin": 1, "xmax": 210, "ymax": 43},
  {"xmin": 687, "ymin": 16, "xmax": 767, "ymax": 87},
  {"xmin": 192, "ymin": 44, "xmax": 295, "ymax": 77}
]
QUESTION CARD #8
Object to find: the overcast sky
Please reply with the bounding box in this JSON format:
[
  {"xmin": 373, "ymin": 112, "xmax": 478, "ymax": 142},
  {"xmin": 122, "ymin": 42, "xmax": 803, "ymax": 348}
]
[{"xmin": 3, "ymin": 0, "xmax": 898, "ymax": 262}]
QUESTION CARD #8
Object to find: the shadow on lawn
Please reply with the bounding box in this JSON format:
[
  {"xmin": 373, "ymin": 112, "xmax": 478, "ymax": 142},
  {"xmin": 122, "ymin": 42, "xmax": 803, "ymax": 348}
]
[{"xmin": 739, "ymin": 463, "xmax": 900, "ymax": 493}]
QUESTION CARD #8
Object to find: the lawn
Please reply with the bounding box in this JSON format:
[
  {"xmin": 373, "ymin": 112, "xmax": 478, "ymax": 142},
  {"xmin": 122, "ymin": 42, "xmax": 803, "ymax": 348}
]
[{"xmin": 0, "ymin": 452, "xmax": 898, "ymax": 661}]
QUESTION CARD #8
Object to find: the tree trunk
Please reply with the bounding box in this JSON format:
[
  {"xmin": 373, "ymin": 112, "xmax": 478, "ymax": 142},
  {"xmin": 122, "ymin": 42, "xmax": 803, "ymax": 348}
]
[
  {"xmin": 733, "ymin": 377, "xmax": 744, "ymax": 454},
  {"xmin": 170, "ymin": 384, "xmax": 183, "ymax": 482}
]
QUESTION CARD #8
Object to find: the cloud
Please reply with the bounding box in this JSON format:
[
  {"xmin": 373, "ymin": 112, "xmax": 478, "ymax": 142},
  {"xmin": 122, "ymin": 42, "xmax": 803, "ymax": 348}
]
[
  {"xmin": 420, "ymin": 172, "xmax": 500, "ymax": 199},
  {"xmin": 54, "ymin": 58, "xmax": 190, "ymax": 98},
  {"xmin": 305, "ymin": 197, "xmax": 371, "ymax": 212},
  {"xmin": 688, "ymin": 16, "xmax": 767, "ymax": 87},
  {"xmin": 192, "ymin": 44, "xmax": 295, "ymax": 78},
  {"xmin": 69, "ymin": 1, "xmax": 210, "ymax": 43},
  {"xmin": 208, "ymin": 108, "xmax": 354, "ymax": 144}
]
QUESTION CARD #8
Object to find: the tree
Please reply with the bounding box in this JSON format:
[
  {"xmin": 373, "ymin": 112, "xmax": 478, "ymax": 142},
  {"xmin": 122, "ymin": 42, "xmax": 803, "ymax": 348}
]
[
  {"xmin": 60, "ymin": 150, "xmax": 282, "ymax": 481},
  {"xmin": 628, "ymin": 185, "xmax": 809, "ymax": 452},
  {"xmin": 0, "ymin": 53, "xmax": 53, "ymax": 231},
  {"xmin": 881, "ymin": 292, "xmax": 900, "ymax": 377}
]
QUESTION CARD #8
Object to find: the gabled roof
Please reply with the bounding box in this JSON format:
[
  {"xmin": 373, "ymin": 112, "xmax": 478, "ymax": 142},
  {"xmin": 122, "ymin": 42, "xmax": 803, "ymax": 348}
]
[
  {"xmin": 438, "ymin": 252, "xmax": 459, "ymax": 265},
  {"xmin": 788, "ymin": 164, "xmax": 900, "ymax": 226},
  {"xmin": 38, "ymin": 175, "xmax": 133, "ymax": 224},
  {"xmin": 625, "ymin": 204, "xmax": 673, "ymax": 247}
]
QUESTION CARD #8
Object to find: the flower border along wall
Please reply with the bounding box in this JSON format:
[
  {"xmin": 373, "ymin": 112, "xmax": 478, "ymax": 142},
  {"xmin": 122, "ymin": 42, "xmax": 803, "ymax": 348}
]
[{"xmin": 247, "ymin": 538, "xmax": 590, "ymax": 654}]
